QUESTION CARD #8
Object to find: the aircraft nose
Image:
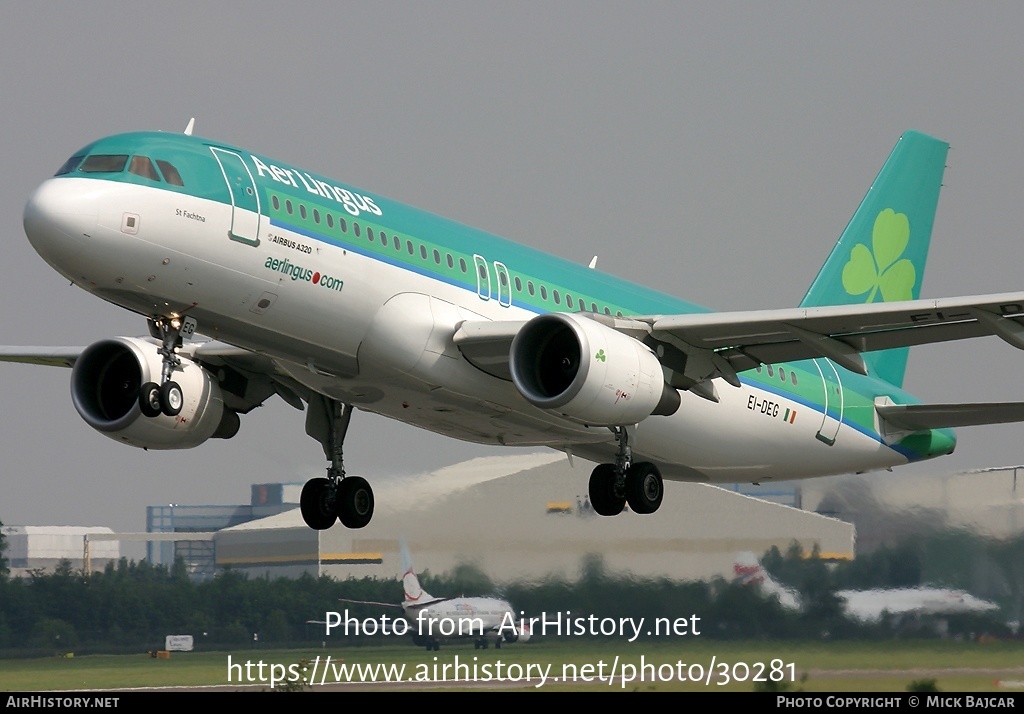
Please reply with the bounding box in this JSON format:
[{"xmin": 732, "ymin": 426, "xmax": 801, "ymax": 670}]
[{"xmin": 23, "ymin": 178, "xmax": 99, "ymax": 261}]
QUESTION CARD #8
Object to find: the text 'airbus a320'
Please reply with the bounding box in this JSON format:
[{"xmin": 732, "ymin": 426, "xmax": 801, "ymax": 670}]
[{"xmin": 8, "ymin": 122, "xmax": 1024, "ymax": 530}]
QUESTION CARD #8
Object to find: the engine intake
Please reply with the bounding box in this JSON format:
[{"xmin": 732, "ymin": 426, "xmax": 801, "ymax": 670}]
[
  {"xmin": 509, "ymin": 313, "xmax": 679, "ymax": 426},
  {"xmin": 71, "ymin": 337, "xmax": 237, "ymax": 449}
]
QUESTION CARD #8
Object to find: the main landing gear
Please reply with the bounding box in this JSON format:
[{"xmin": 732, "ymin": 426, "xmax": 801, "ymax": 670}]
[
  {"xmin": 138, "ymin": 315, "xmax": 195, "ymax": 418},
  {"xmin": 300, "ymin": 398, "xmax": 375, "ymax": 530},
  {"xmin": 588, "ymin": 426, "xmax": 664, "ymax": 516}
]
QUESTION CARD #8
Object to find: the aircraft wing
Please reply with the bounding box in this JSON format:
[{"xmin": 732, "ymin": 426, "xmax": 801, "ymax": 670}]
[
  {"xmin": 640, "ymin": 292, "xmax": 1024, "ymax": 380},
  {"xmin": 337, "ymin": 597, "xmax": 404, "ymax": 609},
  {"xmin": 452, "ymin": 320, "xmax": 527, "ymax": 380},
  {"xmin": 0, "ymin": 340, "xmax": 273, "ymax": 371},
  {"xmin": 456, "ymin": 292, "xmax": 1024, "ymax": 388},
  {"xmin": 0, "ymin": 340, "xmax": 303, "ymax": 415},
  {"xmin": 0, "ymin": 347, "xmax": 83, "ymax": 368}
]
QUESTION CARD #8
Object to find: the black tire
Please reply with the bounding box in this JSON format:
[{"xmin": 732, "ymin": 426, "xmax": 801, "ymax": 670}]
[
  {"xmin": 625, "ymin": 462, "xmax": 664, "ymax": 514},
  {"xmin": 159, "ymin": 380, "xmax": 183, "ymax": 417},
  {"xmin": 588, "ymin": 463, "xmax": 625, "ymax": 516},
  {"xmin": 300, "ymin": 477, "xmax": 337, "ymax": 530},
  {"xmin": 138, "ymin": 382, "xmax": 162, "ymax": 418},
  {"xmin": 337, "ymin": 476, "xmax": 374, "ymax": 529}
]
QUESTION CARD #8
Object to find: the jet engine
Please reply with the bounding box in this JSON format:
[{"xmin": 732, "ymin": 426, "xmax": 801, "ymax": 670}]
[
  {"xmin": 509, "ymin": 313, "xmax": 679, "ymax": 426},
  {"xmin": 503, "ymin": 622, "xmax": 532, "ymax": 643},
  {"xmin": 70, "ymin": 337, "xmax": 238, "ymax": 449}
]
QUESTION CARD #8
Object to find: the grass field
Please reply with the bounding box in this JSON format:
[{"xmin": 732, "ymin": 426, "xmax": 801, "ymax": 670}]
[{"xmin": 2, "ymin": 639, "xmax": 1023, "ymax": 692}]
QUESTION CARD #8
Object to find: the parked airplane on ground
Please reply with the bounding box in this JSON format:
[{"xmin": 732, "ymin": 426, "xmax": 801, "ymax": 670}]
[
  {"xmin": 338, "ymin": 543, "xmax": 529, "ymax": 651},
  {"xmin": 733, "ymin": 553, "xmax": 1000, "ymax": 622},
  {"xmin": 7, "ymin": 124, "xmax": 1024, "ymax": 530}
]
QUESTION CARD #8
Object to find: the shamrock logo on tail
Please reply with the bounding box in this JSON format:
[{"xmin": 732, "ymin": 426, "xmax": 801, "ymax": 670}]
[{"xmin": 842, "ymin": 208, "xmax": 916, "ymax": 303}]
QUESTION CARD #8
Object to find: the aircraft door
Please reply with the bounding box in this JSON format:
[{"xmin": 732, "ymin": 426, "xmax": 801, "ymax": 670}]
[
  {"xmin": 210, "ymin": 147, "xmax": 261, "ymax": 246},
  {"xmin": 494, "ymin": 262, "xmax": 512, "ymax": 307},
  {"xmin": 473, "ymin": 254, "xmax": 491, "ymax": 301},
  {"xmin": 812, "ymin": 358, "xmax": 844, "ymax": 445}
]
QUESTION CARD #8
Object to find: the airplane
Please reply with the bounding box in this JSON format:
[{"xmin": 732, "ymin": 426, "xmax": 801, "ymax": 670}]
[
  {"xmin": 9, "ymin": 123, "xmax": 1024, "ymax": 531},
  {"xmin": 733, "ymin": 553, "xmax": 1000, "ymax": 623},
  {"xmin": 337, "ymin": 542, "xmax": 530, "ymax": 651}
]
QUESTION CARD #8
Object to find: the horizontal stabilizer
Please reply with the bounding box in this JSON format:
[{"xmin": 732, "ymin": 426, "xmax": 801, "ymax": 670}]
[{"xmin": 876, "ymin": 402, "xmax": 1024, "ymax": 431}]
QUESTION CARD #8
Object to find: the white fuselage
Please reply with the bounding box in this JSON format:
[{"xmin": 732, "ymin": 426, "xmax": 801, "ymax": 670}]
[
  {"xmin": 24, "ymin": 176, "xmax": 909, "ymax": 483},
  {"xmin": 404, "ymin": 597, "xmax": 515, "ymax": 640}
]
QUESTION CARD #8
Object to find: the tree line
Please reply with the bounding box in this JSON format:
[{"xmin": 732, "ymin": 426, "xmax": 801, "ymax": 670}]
[{"xmin": 0, "ymin": 521, "xmax": 1016, "ymax": 656}]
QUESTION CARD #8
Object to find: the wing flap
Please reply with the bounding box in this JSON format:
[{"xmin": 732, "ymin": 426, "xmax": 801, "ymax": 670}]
[
  {"xmin": 643, "ymin": 293, "xmax": 1024, "ymax": 377},
  {"xmin": 647, "ymin": 293, "xmax": 1024, "ymax": 349}
]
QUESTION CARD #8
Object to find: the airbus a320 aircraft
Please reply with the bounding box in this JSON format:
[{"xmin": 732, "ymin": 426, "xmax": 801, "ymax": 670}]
[
  {"xmin": 338, "ymin": 542, "xmax": 529, "ymax": 651},
  {"xmin": 733, "ymin": 553, "xmax": 999, "ymax": 623},
  {"xmin": 8, "ymin": 125, "xmax": 1024, "ymax": 530}
]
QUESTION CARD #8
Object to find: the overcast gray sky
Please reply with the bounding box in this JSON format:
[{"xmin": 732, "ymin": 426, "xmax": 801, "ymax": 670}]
[{"xmin": 2, "ymin": 2, "xmax": 1024, "ymax": 532}]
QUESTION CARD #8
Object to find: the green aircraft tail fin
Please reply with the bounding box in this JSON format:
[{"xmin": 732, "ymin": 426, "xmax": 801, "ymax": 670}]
[{"xmin": 799, "ymin": 131, "xmax": 949, "ymax": 388}]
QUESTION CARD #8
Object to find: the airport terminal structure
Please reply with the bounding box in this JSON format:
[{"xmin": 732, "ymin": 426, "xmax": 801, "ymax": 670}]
[{"xmin": 2, "ymin": 525, "xmax": 121, "ymax": 577}]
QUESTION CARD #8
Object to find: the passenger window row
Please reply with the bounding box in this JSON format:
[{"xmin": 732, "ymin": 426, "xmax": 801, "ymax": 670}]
[
  {"xmin": 754, "ymin": 363, "xmax": 799, "ymax": 385},
  {"xmin": 272, "ymin": 193, "xmax": 626, "ymax": 317}
]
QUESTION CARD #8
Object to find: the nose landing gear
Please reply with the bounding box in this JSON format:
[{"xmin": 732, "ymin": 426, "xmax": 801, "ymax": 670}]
[{"xmin": 138, "ymin": 315, "xmax": 195, "ymax": 418}]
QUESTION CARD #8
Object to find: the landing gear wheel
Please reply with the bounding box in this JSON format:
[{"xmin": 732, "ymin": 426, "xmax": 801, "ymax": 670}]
[
  {"xmin": 139, "ymin": 382, "xmax": 162, "ymax": 418},
  {"xmin": 337, "ymin": 476, "xmax": 374, "ymax": 529},
  {"xmin": 300, "ymin": 477, "xmax": 337, "ymax": 530},
  {"xmin": 626, "ymin": 462, "xmax": 663, "ymax": 514},
  {"xmin": 159, "ymin": 380, "xmax": 183, "ymax": 417},
  {"xmin": 589, "ymin": 463, "xmax": 625, "ymax": 516}
]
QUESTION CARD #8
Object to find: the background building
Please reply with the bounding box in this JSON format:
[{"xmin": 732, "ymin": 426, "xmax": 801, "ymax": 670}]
[
  {"xmin": 2, "ymin": 525, "xmax": 120, "ymax": 577},
  {"xmin": 214, "ymin": 453, "xmax": 854, "ymax": 584}
]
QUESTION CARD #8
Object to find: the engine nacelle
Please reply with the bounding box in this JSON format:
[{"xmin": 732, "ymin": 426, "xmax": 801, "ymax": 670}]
[
  {"xmin": 509, "ymin": 313, "xmax": 680, "ymax": 426},
  {"xmin": 71, "ymin": 336, "xmax": 237, "ymax": 449},
  {"xmin": 505, "ymin": 621, "xmax": 532, "ymax": 643}
]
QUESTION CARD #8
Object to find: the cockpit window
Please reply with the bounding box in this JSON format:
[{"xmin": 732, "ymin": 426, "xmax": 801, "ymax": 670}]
[
  {"xmin": 129, "ymin": 156, "xmax": 160, "ymax": 181},
  {"xmin": 156, "ymin": 160, "xmax": 184, "ymax": 187},
  {"xmin": 79, "ymin": 154, "xmax": 129, "ymax": 173},
  {"xmin": 54, "ymin": 155, "xmax": 85, "ymax": 176},
  {"xmin": 78, "ymin": 153, "xmax": 128, "ymax": 173}
]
